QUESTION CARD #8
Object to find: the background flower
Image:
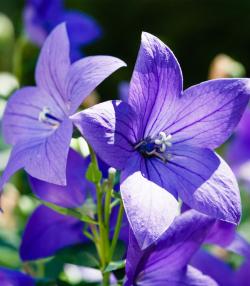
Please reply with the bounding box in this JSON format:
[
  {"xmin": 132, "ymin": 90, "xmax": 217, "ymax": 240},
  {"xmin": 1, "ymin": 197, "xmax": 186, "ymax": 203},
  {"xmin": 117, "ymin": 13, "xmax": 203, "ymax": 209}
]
[{"xmin": 24, "ymin": 0, "xmax": 101, "ymax": 61}]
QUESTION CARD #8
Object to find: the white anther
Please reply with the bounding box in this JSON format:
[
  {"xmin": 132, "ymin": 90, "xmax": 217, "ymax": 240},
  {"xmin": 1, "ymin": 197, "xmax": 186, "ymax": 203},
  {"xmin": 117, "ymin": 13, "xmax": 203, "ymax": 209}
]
[{"xmin": 155, "ymin": 132, "xmax": 172, "ymax": 151}]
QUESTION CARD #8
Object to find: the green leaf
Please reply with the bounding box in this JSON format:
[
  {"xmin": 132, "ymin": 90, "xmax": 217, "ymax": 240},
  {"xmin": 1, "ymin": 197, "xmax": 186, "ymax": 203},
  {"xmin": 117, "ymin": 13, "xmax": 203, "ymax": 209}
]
[
  {"xmin": 34, "ymin": 197, "xmax": 98, "ymax": 225},
  {"xmin": 86, "ymin": 162, "xmax": 102, "ymax": 184},
  {"xmin": 104, "ymin": 260, "xmax": 125, "ymax": 273}
]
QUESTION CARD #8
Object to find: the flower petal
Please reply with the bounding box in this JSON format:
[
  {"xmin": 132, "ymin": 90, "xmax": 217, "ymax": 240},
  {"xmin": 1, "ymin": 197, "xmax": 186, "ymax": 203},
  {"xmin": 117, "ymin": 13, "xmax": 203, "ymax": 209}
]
[
  {"xmin": 35, "ymin": 23, "xmax": 70, "ymax": 113},
  {"xmin": 167, "ymin": 79, "xmax": 250, "ymax": 149},
  {"xmin": 29, "ymin": 149, "xmax": 94, "ymax": 208},
  {"xmin": 66, "ymin": 56, "xmax": 126, "ymax": 114},
  {"xmin": 161, "ymin": 145, "xmax": 241, "ymax": 224},
  {"xmin": 128, "ymin": 32, "xmax": 183, "ymax": 139},
  {"xmin": 64, "ymin": 11, "xmax": 101, "ymax": 46},
  {"xmin": 205, "ymin": 220, "xmax": 236, "ymax": 247},
  {"xmin": 72, "ymin": 100, "xmax": 137, "ymax": 170},
  {"xmin": 0, "ymin": 119, "xmax": 73, "ymax": 191},
  {"xmin": 24, "ymin": 4, "xmax": 48, "ymax": 45},
  {"xmin": 0, "ymin": 267, "xmax": 34, "ymax": 286},
  {"xmin": 121, "ymin": 154, "xmax": 179, "ymax": 249},
  {"xmin": 2, "ymin": 87, "xmax": 65, "ymax": 145},
  {"xmin": 236, "ymin": 259, "xmax": 250, "ymax": 285},
  {"xmin": 128, "ymin": 266, "xmax": 218, "ymax": 286},
  {"xmin": 191, "ymin": 250, "xmax": 235, "ymax": 286},
  {"xmin": 20, "ymin": 205, "xmax": 85, "ymax": 261},
  {"xmin": 125, "ymin": 210, "xmax": 216, "ymax": 285}
]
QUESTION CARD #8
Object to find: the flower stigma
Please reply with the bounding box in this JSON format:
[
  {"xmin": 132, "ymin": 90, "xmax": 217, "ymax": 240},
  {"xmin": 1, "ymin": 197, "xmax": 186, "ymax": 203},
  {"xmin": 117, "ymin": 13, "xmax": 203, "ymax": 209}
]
[
  {"xmin": 135, "ymin": 132, "xmax": 172, "ymax": 162},
  {"xmin": 38, "ymin": 107, "xmax": 61, "ymax": 127}
]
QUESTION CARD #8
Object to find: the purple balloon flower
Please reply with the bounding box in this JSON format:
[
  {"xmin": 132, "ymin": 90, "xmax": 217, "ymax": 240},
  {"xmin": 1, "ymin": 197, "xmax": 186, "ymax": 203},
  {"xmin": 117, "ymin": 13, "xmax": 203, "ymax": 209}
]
[
  {"xmin": 72, "ymin": 32, "xmax": 250, "ymax": 249},
  {"xmin": 124, "ymin": 210, "xmax": 218, "ymax": 286},
  {"xmin": 0, "ymin": 267, "xmax": 34, "ymax": 286},
  {"xmin": 125, "ymin": 210, "xmax": 250, "ymax": 286},
  {"xmin": 24, "ymin": 0, "xmax": 101, "ymax": 61},
  {"xmin": 0, "ymin": 23, "xmax": 125, "ymax": 193}
]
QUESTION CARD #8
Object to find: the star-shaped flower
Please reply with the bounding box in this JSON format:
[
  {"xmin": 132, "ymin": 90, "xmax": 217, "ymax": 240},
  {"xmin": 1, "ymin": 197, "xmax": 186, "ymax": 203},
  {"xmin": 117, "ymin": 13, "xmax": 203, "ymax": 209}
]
[
  {"xmin": 125, "ymin": 210, "xmax": 250, "ymax": 286},
  {"xmin": 0, "ymin": 23, "xmax": 125, "ymax": 193},
  {"xmin": 72, "ymin": 32, "xmax": 250, "ymax": 249}
]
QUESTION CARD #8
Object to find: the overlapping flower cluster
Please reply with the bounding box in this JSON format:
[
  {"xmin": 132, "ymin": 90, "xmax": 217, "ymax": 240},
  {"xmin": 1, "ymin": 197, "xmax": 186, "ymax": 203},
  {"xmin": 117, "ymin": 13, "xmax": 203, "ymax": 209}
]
[{"xmin": 1, "ymin": 4, "xmax": 250, "ymax": 284}]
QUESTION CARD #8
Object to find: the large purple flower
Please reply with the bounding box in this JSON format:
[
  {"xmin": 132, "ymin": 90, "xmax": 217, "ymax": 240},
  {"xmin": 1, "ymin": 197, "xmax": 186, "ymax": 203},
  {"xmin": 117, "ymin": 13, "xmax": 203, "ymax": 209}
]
[
  {"xmin": 0, "ymin": 23, "xmax": 125, "ymax": 192},
  {"xmin": 125, "ymin": 210, "xmax": 250, "ymax": 286},
  {"xmin": 24, "ymin": 0, "xmax": 101, "ymax": 61},
  {"xmin": 124, "ymin": 210, "xmax": 218, "ymax": 286},
  {"xmin": 72, "ymin": 32, "xmax": 250, "ymax": 249}
]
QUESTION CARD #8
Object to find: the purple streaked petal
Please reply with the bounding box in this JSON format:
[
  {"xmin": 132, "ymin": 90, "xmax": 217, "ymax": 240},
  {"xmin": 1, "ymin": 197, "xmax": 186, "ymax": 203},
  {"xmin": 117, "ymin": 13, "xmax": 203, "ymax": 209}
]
[
  {"xmin": 168, "ymin": 79, "xmax": 250, "ymax": 149},
  {"xmin": 29, "ymin": 149, "xmax": 94, "ymax": 208},
  {"xmin": 0, "ymin": 267, "xmax": 35, "ymax": 286},
  {"xmin": 35, "ymin": 23, "xmax": 70, "ymax": 113},
  {"xmin": 72, "ymin": 100, "xmax": 137, "ymax": 170},
  {"xmin": 20, "ymin": 205, "xmax": 85, "ymax": 261},
  {"xmin": 121, "ymin": 154, "xmax": 179, "ymax": 249},
  {"xmin": 205, "ymin": 220, "xmax": 236, "ymax": 247},
  {"xmin": 191, "ymin": 250, "xmax": 235, "ymax": 286},
  {"xmin": 2, "ymin": 87, "xmax": 65, "ymax": 145},
  {"xmin": 0, "ymin": 119, "xmax": 73, "ymax": 190},
  {"xmin": 64, "ymin": 11, "xmax": 101, "ymax": 46},
  {"xmin": 128, "ymin": 32, "xmax": 183, "ymax": 139},
  {"xmin": 125, "ymin": 210, "xmax": 216, "ymax": 285},
  {"xmin": 164, "ymin": 145, "xmax": 241, "ymax": 224},
  {"xmin": 130, "ymin": 266, "xmax": 218, "ymax": 286},
  {"xmin": 66, "ymin": 56, "xmax": 126, "ymax": 114}
]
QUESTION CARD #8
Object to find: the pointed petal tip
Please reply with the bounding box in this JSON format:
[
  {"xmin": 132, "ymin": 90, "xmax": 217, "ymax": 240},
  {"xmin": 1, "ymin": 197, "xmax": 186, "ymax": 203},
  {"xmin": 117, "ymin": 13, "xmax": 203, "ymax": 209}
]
[
  {"xmin": 141, "ymin": 31, "xmax": 154, "ymax": 40},
  {"xmin": 107, "ymin": 56, "xmax": 127, "ymax": 68}
]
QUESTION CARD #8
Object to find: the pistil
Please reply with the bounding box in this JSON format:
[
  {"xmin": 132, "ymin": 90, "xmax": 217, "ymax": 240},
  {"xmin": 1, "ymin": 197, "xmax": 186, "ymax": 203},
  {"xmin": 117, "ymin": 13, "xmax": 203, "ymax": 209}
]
[
  {"xmin": 39, "ymin": 107, "xmax": 61, "ymax": 127},
  {"xmin": 135, "ymin": 132, "xmax": 172, "ymax": 162}
]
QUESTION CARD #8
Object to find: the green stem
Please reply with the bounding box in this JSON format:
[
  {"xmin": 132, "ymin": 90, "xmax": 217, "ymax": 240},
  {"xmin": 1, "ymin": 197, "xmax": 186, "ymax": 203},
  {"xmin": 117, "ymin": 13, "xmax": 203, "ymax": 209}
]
[
  {"xmin": 89, "ymin": 146, "xmax": 110, "ymax": 282},
  {"xmin": 110, "ymin": 202, "xmax": 124, "ymax": 260},
  {"xmin": 102, "ymin": 272, "xmax": 110, "ymax": 286},
  {"xmin": 104, "ymin": 185, "xmax": 112, "ymax": 227}
]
